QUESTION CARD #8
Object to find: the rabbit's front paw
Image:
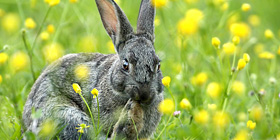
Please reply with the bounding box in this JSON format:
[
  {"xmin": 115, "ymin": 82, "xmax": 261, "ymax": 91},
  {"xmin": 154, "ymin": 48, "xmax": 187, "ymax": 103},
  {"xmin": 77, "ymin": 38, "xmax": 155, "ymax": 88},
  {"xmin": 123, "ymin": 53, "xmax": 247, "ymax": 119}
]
[{"xmin": 112, "ymin": 99, "xmax": 144, "ymax": 140}]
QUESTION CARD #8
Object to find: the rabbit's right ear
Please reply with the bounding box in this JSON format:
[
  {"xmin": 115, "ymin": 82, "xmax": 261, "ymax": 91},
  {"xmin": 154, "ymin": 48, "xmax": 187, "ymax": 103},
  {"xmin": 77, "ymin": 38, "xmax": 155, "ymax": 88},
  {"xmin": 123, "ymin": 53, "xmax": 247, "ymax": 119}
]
[{"xmin": 95, "ymin": 0, "xmax": 133, "ymax": 53}]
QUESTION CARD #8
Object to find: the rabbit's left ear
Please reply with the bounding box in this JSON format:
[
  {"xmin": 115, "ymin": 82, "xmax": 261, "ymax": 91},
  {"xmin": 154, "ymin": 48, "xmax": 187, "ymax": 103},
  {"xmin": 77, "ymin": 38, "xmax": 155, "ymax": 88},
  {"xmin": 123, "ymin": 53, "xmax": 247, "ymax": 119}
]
[
  {"xmin": 95, "ymin": 0, "xmax": 133, "ymax": 53},
  {"xmin": 137, "ymin": 0, "xmax": 155, "ymax": 42}
]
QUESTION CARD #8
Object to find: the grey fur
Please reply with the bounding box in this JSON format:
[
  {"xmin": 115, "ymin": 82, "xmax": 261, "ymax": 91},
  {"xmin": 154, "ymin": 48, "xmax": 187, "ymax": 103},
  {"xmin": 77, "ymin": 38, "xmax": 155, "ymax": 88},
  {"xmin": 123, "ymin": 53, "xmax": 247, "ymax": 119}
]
[{"xmin": 23, "ymin": 0, "xmax": 163, "ymax": 139}]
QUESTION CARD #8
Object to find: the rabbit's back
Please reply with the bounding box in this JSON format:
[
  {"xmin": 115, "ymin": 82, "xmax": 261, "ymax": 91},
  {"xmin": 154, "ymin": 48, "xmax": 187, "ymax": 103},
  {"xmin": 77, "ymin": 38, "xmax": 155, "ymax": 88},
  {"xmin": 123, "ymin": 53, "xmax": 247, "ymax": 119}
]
[{"xmin": 22, "ymin": 53, "xmax": 118, "ymax": 134}]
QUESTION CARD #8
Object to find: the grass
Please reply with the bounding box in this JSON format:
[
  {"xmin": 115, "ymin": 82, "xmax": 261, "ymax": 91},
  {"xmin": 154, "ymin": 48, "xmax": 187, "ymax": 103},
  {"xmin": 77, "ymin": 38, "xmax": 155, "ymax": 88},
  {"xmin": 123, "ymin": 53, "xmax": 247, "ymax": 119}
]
[{"xmin": 0, "ymin": 0, "xmax": 280, "ymax": 139}]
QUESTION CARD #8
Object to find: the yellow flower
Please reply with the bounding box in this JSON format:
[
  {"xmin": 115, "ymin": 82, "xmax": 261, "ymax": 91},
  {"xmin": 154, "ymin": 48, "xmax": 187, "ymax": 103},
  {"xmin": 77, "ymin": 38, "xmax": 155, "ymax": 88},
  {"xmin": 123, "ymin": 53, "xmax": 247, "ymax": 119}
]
[
  {"xmin": 206, "ymin": 82, "xmax": 221, "ymax": 99},
  {"xmin": 237, "ymin": 59, "xmax": 246, "ymax": 70},
  {"xmin": 162, "ymin": 76, "xmax": 171, "ymax": 87},
  {"xmin": 25, "ymin": 18, "xmax": 36, "ymax": 29},
  {"xmin": 232, "ymin": 36, "xmax": 240, "ymax": 45},
  {"xmin": 222, "ymin": 42, "xmax": 236, "ymax": 55},
  {"xmin": 78, "ymin": 36, "xmax": 96, "ymax": 53},
  {"xmin": 0, "ymin": 8, "xmax": 5, "ymax": 17},
  {"xmin": 264, "ymin": 29, "xmax": 274, "ymax": 39},
  {"xmin": 10, "ymin": 51, "xmax": 29, "ymax": 71},
  {"xmin": 212, "ymin": 37, "xmax": 221, "ymax": 49},
  {"xmin": 241, "ymin": 3, "xmax": 251, "ymax": 12},
  {"xmin": 154, "ymin": 16, "xmax": 160, "ymax": 27},
  {"xmin": 213, "ymin": 111, "xmax": 229, "ymax": 128},
  {"xmin": 43, "ymin": 43, "xmax": 64, "ymax": 62},
  {"xmin": 72, "ymin": 83, "xmax": 82, "ymax": 94},
  {"xmin": 243, "ymin": 53, "xmax": 250, "ymax": 63},
  {"xmin": 233, "ymin": 130, "xmax": 248, "ymax": 140},
  {"xmin": 76, "ymin": 123, "xmax": 90, "ymax": 133},
  {"xmin": 254, "ymin": 43, "xmax": 264, "ymax": 54},
  {"xmin": 0, "ymin": 75, "xmax": 2, "ymax": 84},
  {"xmin": 177, "ymin": 9, "xmax": 203, "ymax": 36},
  {"xmin": 177, "ymin": 18, "xmax": 198, "ymax": 36},
  {"xmin": 180, "ymin": 98, "xmax": 192, "ymax": 110},
  {"xmin": 250, "ymin": 105, "xmax": 263, "ymax": 121},
  {"xmin": 151, "ymin": 0, "xmax": 168, "ymax": 8},
  {"xmin": 184, "ymin": 9, "xmax": 204, "ymax": 23},
  {"xmin": 238, "ymin": 112, "xmax": 247, "ymax": 121},
  {"xmin": 40, "ymin": 31, "xmax": 50, "ymax": 41},
  {"xmin": 221, "ymin": 2, "xmax": 229, "ymax": 11},
  {"xmin": 75, "ymin": 64, "xmax": 89, "ymax": 80},
  {"xmin": 191, "ymin": 72, "xmax": 208, "ymax": 86},
  {"xmin": 158, "ymin": 99, "xmax": 175, "ymax": 114},
  {"xmin": 232, "ymin": 81, "xmax": 245, "ymax": 96},
  {"xmin": 208, "ymin": 104, "xmax": 217, "ymax": 111},
  {"xmin": 247, "ymin": 120, "xmax": 256, "ymax": 130},
  {"xmin": 278, "ymin": 46, "xmax": 280, "ymax": 55},
  {"xmin": 1, "ymin": 13, "xmax": 20, "ymax": 33},
  {"xmin": 107, "ymin": 41, "xmax": 115, "ymax": 53},
  {"xmin": 0, "ymin": 53, "xmax": 9, "ymax": 64},
  {"xmin": 194, "ymin": 110, "xmax": 209, "ymax": 125},
  {"xmin": 248, "ymin": 15, "xmax": 260, "ymax": 27},
  {"xmin": 45, "ymin": 0, "xmax": 60, "ymax": 6},
  {"xmin": 40, "ymin": 120, "xmax": 55, "ymax": 137},
  {"xmin": 69, "ymin": 0, "xmax": 78, "ymax": 3},
  {"xmin": 230, "ymin": 22, "xmax": 251, "ymax": 38},
  {"xmin": 91, "ymin": 88, "xmax": 99, "ymax": 98},
  {"xmin": 47, "ymin": 24, "xmax": 55, "ymax": 34},
  {"xmin": 258, "ymin": 51, "xmax": 275, "ymax": 59},
  {"xmin": 277, "ymin": 134, "xmax": 280, "ymax": 140},
  {"xmin": 212, "ymin": 0, "xmax": 224, "ymax": 6}
]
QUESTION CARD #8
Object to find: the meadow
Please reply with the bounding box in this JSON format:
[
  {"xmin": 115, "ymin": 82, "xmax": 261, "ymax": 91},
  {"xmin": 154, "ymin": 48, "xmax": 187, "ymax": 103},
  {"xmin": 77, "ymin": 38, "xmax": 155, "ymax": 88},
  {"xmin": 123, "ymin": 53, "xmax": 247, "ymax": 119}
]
[{"xmin": 0, "ymin": 0, "xmax": 280, "ymax": 139}]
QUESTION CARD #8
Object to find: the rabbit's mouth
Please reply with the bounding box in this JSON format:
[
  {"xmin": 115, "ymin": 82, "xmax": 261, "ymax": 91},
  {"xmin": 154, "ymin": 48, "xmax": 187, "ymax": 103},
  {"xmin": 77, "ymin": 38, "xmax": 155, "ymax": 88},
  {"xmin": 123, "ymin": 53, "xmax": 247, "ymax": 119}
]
[{"xmin": 125, "ymin": 85, "xmax": 156, "ymax": 105}]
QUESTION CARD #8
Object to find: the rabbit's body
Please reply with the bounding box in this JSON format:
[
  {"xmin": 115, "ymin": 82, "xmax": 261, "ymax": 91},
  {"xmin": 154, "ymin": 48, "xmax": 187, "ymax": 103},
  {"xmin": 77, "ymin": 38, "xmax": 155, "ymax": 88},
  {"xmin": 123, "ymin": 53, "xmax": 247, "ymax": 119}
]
[{"xmin": 23, "ymin": 0, "xmax": 164, "ymax": 139}]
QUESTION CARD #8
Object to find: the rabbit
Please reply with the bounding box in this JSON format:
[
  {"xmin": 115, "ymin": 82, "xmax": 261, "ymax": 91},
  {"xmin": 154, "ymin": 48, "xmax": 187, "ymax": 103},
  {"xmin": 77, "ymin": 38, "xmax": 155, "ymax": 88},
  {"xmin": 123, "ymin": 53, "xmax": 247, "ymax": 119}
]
[{"xmin": 22, "ymin": 0, "xmax": 164, "ymax": 139}]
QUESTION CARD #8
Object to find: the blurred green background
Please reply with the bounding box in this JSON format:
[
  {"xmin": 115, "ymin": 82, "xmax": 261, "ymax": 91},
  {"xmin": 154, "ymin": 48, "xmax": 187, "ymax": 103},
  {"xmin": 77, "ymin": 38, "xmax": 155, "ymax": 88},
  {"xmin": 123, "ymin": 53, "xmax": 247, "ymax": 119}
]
[{"xmin": 0, "ymin": 0, "xmax": 280, "ymax": 139}]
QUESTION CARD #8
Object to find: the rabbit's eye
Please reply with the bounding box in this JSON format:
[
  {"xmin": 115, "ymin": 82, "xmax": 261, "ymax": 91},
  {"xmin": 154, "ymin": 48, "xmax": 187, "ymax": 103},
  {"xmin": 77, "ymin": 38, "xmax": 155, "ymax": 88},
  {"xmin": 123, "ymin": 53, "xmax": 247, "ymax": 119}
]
[{"xmin": 123, "ymin": 59, "xmax": 129, "ymax": 71}]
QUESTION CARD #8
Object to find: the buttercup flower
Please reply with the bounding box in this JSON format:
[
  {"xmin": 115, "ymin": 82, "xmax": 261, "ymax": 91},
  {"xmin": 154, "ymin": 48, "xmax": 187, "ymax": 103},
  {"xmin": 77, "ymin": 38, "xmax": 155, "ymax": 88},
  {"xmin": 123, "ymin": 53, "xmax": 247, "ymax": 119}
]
[
  {"xmin": 47, "ymin": 24, "xmax": 55, "ymax": 33},
  {"xmin": 241, "ymin": 3, "xmax": 251, "ymax": 12},
  {"xmin": 233, "ymin": 130, "xmax": 248, "ymax": 140},
  {"xmin": 232, "ymin": 81, "xmax": 245, "ymax": 96},
  {"xmin": 40, "ymin": 31, "xmax": 50, "ymax": 41},
  {"xmin": 43, "ymin": 43, "xmax": 64, "ymax": 62},
  {"xmin": 2, "ymin": 13, "xmax": 20, "ymax": 33},
  {"xmin": 258, "ymin": 51, "xmax": 275, "ymax": 59},
  {"xmin": 243, "ymin": 53, "xmax": 250, "ymax": 63},
  {"xmin": 162, "ymin": 76, "xmax": 171, "ymax": 87},
  {"xmin": 45, "ymin": 0, "xmax": 60, "ymax": 6},
  {"xmin": 222, "ymin": 42, "xmax": 236, "ymax": 55},
  {"xmin": 212, "ymin": 37, "xmax": 221, "ymax": 49},
  {"xmin": 213, "ymin": 111, "xmax": 229, "ymax": 128},
  {"xmin": 151, "ymin": 0, "xmax": 168, "ymax": 8},
  {"xmin": 232, "ymin": 36, "xmax": 240, "ymax": 45},
  {"xmin": 237, "ymin": 59, "xmax": 246, "ymax": 70},
  {"xmin": 194, "ymin": 110, "xmax": 209, "ymax": 124},
  {"xmin": 247, "ymin": 120, "xmax": 256, "ymax": 130},
  {"xmin": 72, "ymin": 83, "xmax": 82, "ymax": 94},
  {"xmin": 0, "ymin": 52, "xmax": 9, "ymax": 64},
  {"xmin": 278, "ymin": 46, "xmax": 280, "ymax": 55},
  {"xmin": 91, "ymin": 88, "xmax": 99, "ymax": 98},
  {"xmin": 69, "ymin": 0, "xmax": 78, "ymax": 3},
  {"xmin": 158, "ymin": 99, "xmax": 175, "ymax": 114},
  {"xmin": 250, "ymin": 105, "xmax": 263, "ymax": 121},
  {"xmin": 75, "ymin": 64, "xmax": 89, "ymax": 80},
  {"xmin": 248, "ymin": 15, "xmax": 260, "ymax": 26},
  {"xmin": 191, "ymin": 72, "xmax": 208, "ymax": 86},
  {"xmin": 25, "ymin": 18, "xmax": 36, "ymax": 29},
  {"xmin": 10, "ymin": 51, "xmax": 29, "ymax": 71},
  {"xmin": 264, "ymin": 29, "xmax": 274, "ymax": 39},
  {"xmin": 0, "ymin": 75, "xmax": 2, "ymax": 84},
  {"xmin": 208, "ymin": 104, "xmax": 217, "ymax": 111},
  {"xmin": 230, "ymin": 22, "xmax": 251, "ymax": 38},
  {"xmin": 180, "ymin": 98, "xmax": 192, "ymax": 110},
  {"xmin": 76, "ymin": 123, "xmax": 90, "ymax": 133},
  {"xmin": 206, "ymin": 82, "xmax": 221, "ymax": 99}
]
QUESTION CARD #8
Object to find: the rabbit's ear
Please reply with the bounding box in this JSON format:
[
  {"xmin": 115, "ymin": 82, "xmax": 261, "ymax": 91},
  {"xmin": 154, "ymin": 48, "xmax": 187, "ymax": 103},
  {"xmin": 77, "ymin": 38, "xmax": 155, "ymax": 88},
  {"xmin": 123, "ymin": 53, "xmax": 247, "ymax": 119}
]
[
  {"xmin": 137, "ymin": 0, "xmax": 155, "ymax": 41},
  {"xmin": 95, "ymin": 0, "xmax": 133, "ymax": 52}
]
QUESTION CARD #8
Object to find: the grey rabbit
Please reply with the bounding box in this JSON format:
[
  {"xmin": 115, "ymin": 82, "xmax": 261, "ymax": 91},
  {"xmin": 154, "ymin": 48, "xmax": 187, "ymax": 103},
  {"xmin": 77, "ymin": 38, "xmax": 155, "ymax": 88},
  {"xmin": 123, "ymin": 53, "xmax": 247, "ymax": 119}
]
[{"xmin": 22, "ymin": 0, "xmax": 164, "ymax": 139}]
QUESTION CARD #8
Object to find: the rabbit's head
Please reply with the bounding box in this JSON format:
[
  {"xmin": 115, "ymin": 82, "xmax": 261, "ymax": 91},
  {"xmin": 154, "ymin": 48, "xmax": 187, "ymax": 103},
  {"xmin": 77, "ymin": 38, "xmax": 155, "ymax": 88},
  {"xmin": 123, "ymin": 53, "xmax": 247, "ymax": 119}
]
[{"xmin": 96, "ymin": 0, "xmax": 163, "ymax": 104}]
